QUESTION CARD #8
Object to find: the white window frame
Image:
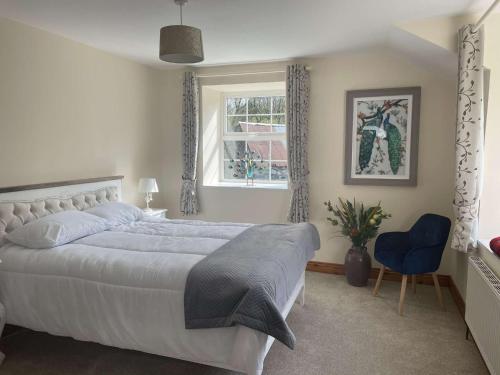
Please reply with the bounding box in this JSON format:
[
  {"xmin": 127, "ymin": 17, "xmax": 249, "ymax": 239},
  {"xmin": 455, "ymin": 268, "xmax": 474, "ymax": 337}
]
[{"xmin": 219, "ymin": 89, "xmax": 287, "ymax": 186}]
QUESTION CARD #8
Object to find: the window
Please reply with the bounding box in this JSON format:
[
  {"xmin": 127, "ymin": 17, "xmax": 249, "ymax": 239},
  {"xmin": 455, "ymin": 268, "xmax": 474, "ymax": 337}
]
[{"xmin": 221, "ymin": 92, "xmax": 288, "ymax": 185}]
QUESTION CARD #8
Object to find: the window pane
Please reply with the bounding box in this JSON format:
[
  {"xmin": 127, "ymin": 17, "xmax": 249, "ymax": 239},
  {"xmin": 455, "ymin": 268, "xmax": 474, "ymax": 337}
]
[
  {"xmin": 248, "ymin": 97, "xmax": 271, "ymax": 114},
  {"xmin": 247, "ymin": 123, "xmax": 271, "ymax": 133},
  {"xmin": 220, "ymin": 93, "xmax": 287, "ymax": 185},
  {"xmin": 272, "ymin": 96, "xmax": 286, "ymax": 114},
  {"xmin": 247, "ymin": 115, "xmax": 271, "ymax": 133},
  {"xmin": 248, "ymin": 115, "xmax": 271, "ymax": 124},
  {"xmin": 226, "ymin": 97, "xmax": 247, "ymax": 115},
  {"xmin": 272, "ymin": 115, "xmax": 286, "ymax": 133},
  {"xmin": 271, "ymin": 161, "xmax": 288, "ymax": 181},
  {"xmin": 271, "ymin": 140, "xmax": 287, "ymax": 160},
  {"xmin": 224, "ymin": 160, "xmax": 246, "ymax": 180},
  {"xmin": 254, "ymin": 161, "xmax": 270, "ymax": 180},
  {"xmin": 227, "ymin": 116, "xmax": 247, "ymax": 132},
  {"xmin": 224, "ymin": 140, "xmax": 246, "ymax": 159},
  {"xmin": 247, "ymin": 140, "xmax": 270, "ymax": 160},
  {"xmin": 272, "ymin": 115, "xmax": 285, "ymax": 124}
]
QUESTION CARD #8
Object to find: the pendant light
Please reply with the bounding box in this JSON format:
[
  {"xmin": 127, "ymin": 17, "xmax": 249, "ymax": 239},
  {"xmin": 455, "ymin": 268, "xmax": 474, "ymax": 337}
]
[{"xmin": 159, "ymin": 0, "xmax": 204, "ymax": 64}]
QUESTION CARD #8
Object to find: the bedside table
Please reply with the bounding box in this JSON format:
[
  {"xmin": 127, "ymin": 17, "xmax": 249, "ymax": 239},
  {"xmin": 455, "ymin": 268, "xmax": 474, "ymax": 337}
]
[{"xmin": 143, "ymin": 208, "xmax": 168, "ymax": 219}]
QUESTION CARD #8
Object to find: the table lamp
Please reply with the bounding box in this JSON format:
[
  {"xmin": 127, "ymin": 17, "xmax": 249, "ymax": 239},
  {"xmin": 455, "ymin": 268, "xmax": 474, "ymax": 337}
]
[{"xmin": 138, "ymin": 178, "xmax": 159, "ymax": 211}]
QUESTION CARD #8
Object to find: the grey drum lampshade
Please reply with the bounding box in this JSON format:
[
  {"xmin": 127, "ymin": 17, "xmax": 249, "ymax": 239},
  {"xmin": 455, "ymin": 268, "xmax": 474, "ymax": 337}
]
[{"xmin": 159, "ymin": 25, "xmax": 204, "ymax": 63}]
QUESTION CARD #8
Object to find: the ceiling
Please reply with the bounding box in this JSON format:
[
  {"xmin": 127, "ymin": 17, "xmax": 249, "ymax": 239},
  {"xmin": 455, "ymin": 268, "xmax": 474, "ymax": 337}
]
[{"xmin": 0, "ymin": 0, "xmax": 492, "ymax": 68}]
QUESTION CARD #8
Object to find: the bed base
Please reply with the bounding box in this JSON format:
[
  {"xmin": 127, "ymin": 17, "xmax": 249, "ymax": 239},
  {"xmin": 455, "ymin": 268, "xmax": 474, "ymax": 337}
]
[
  {"xmin": 253, "ymin": 271, "xmax": 306, "ymax": 375},
  {"xmin": 0, "ymin": 176, "xmax": 306, "ymax": 375}
]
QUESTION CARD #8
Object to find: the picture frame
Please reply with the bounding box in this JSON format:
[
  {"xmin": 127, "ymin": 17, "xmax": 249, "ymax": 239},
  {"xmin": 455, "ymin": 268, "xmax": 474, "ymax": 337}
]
[{"xmin": 344, "ymin": 87, "xmax": 421, "ymax": 186}]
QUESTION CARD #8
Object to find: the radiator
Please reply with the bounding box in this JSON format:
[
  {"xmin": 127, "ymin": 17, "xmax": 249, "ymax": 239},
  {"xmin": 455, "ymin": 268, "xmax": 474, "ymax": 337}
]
[{"xmin": 466, "ymin": 256, "xmax": 500, "ymax": 375}]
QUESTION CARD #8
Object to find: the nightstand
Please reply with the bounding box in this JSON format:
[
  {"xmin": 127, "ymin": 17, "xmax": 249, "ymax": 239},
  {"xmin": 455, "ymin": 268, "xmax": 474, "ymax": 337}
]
[{"xmin": 143, "ymin": 208, "xmax": 168, "ymax": 219}]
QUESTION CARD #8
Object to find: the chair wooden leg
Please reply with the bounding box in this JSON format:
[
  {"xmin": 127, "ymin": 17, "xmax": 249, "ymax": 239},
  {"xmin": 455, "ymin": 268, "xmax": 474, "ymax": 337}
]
[
  {"xmin": 399, "ymin": 275, "xmax": 408, "ymax": 316},
  {"xmin": 373, "ymin": 265, "xmax": 385, "ymax": 296},
  {"xmin": 432, "ymin": 273, "xmax": 445, "ymax": 310},
  {"xmin": 411, "ymin": 275, "xmax": 417, "ymax": 294}
]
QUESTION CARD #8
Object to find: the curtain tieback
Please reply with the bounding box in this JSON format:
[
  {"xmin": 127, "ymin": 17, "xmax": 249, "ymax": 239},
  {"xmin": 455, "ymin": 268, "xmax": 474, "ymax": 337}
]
[{"xmin": 182, "ymin": 178, "xmax": 197, "ymax": 196}]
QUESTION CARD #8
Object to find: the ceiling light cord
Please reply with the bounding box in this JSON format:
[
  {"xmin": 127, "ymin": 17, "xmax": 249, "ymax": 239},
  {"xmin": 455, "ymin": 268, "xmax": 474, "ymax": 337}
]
[{"xmin": 175, "ymin": 0, "xmax": 187, "ymax": 25}]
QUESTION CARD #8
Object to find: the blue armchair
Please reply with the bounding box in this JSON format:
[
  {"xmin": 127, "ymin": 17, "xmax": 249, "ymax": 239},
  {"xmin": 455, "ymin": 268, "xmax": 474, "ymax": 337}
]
[{"xmin": 372, "ymin": 214, "xmax": 451, "ymax": 315}]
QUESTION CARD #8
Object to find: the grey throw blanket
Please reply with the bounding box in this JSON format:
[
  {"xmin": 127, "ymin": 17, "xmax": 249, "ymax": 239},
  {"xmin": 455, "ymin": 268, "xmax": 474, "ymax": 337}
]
[{"xmin": 184, "ymin": 223, "xmax": 320, "ymax": 349}]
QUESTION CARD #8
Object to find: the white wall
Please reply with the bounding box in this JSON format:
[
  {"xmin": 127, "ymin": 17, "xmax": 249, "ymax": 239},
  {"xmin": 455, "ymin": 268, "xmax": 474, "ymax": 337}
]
[
  {"xmin": 0, "ymin": 18, "xmax": 161, "ymax": 205},
  {"xmin": 157, "ymin": 49, "xmax": 457, "ymax": 274},
  {"xmin": 480, "ymin": 14, "xmax": 500, "ymax": 246}
]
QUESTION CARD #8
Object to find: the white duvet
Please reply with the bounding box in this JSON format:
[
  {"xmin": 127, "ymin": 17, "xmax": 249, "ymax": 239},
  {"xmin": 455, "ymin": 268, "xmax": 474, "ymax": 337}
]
[{"xmin": 0, "ymin": 217, "xmax": 301, "ymax": 375}]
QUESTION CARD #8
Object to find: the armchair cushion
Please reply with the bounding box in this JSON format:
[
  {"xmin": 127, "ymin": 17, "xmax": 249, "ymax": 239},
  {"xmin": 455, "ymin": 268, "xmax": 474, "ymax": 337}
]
[
  {"xmin": 409, "ymin": 214, "xmax": 451, "ymax": 249},
  {"xmin": 403, "ymin": 245, "xmax": 445, "ymax": 274},
  {"xmin": 374, "ymin": 232, "xmax": 410, "ymax": 274}
]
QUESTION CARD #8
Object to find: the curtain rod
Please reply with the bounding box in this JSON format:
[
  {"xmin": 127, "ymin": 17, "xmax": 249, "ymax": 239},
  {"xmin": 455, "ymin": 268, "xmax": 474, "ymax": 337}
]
[
  {"xmin": 196, "ymin": 66, "xmax": 311, "ymax": 79},
  {"xmin": 473, "ymin": 0, "xmax": 500, "ymax": 31}
]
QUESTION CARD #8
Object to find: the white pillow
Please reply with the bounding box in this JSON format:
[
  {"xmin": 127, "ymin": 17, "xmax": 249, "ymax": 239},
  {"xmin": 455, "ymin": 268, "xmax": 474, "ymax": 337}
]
[
  {"xmin": 85, "ymin": 202, "xmax": 143, "ymax": 226},
  {"xmin": 6, "ymin": 210, "xmax": 109, "ymax": 249}
]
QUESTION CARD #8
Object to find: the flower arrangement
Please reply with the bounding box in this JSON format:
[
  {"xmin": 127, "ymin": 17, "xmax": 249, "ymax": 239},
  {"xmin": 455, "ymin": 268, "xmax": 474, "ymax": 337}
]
[
  {"xmin": 228, "ymin": 147, "xmax": 265, "ymax": 186},
  {"xmin": 324, "ymin": 198, "xmax": 391, "ymax": 247}
]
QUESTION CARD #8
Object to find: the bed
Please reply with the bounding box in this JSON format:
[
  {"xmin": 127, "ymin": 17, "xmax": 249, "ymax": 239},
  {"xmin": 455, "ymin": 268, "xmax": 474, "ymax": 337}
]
[{"xmin": 0, "ymin": 176, "xmax": 319, "ymax": 375}]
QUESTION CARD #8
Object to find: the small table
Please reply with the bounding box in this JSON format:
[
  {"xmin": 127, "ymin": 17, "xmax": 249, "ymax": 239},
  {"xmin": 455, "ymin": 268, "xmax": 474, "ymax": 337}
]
[{"xmin": 143, "ymin": 208, "xmax": 168, "ymax": 219}]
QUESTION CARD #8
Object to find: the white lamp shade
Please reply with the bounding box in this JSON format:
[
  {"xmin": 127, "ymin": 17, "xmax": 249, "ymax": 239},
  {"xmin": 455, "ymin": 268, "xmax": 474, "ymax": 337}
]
[{"xmin": 138, "ymin": 178, "xmax": 159, "ymax": 193}]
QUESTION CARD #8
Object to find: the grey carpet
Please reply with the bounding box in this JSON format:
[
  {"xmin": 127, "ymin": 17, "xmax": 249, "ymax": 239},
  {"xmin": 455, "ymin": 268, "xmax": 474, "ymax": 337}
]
[{"xmin": 0, "ymin": 272, "xmax": 488, "ymax": 375}]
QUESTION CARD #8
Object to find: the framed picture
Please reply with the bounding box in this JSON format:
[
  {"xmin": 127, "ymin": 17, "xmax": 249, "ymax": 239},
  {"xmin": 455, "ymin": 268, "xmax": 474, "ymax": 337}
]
[{"xmin": 344, "ymin": 87, "xmax": 421, "ymax": 186}]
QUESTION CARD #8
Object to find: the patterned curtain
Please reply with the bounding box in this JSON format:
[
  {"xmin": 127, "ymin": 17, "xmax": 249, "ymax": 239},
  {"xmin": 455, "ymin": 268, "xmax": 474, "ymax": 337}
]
[
  {"xmin": 451, "ymin": 25, "xmax": 485, "ymax": 252},
  {"xmin": 180, "ymin": 71, "xmax": 200, "ymax": 215},
  {"xmin": 286, "ymin": 64, "xmax": 311, "ymax": 223}
]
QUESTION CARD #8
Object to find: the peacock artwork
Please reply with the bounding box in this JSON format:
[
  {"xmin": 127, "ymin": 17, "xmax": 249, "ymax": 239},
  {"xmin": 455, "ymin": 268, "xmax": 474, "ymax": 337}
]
[{"xmin": 345, "ymin": 88, "xmax": 421, "ymax": 186}]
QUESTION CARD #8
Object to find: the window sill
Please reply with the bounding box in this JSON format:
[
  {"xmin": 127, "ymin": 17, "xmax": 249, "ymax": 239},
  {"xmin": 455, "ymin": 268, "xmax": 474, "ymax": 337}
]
[
  {"xmin": 203, "ymin": 182, "xmax": 288, "ymax": 190},
  {"xmin": 478, "ymin": 239, "xmax": 496, "ymax": 256}
]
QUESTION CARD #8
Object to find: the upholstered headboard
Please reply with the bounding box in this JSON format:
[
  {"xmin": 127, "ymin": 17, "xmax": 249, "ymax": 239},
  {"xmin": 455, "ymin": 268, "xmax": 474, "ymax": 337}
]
[{"xmin": 0, "ymin": 176, "xmax": 123, "ymax": 244}]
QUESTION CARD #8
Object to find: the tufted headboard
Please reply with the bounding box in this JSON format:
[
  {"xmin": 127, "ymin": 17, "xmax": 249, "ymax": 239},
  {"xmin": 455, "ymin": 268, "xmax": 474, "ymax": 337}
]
[{"xmin": 0, "ymin": 176, "xmax": 123, "ymax": 245}]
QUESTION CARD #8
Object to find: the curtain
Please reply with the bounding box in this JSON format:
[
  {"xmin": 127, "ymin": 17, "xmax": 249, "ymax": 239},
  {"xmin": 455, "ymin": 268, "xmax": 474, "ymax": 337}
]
[
  {"xmin": 286, "ymin": 64, "xmax": 311, "ymax": 223},
  {"xmin": 180, "ymin": 71, "xmax": 200, "ymax": 215},
  {"xmin": 451, "ymin": 25, "xmax": 485, "ymax": 252}
]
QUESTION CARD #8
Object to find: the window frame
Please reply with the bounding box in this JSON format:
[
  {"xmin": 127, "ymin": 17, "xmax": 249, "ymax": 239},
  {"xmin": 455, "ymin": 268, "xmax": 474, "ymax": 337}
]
[{"xmin": 219, "ymin": 90, "xmax": 288, "ymax": 185}]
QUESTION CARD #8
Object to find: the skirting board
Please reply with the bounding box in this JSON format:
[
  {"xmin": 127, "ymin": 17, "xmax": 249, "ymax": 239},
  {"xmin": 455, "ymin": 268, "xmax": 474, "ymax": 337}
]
[
  {"xmin": 448, "ymin": 276, "xmax": 465, "ymax": 318},
  {"xmin": 306, "ymin": 260, "xmax": 466, "ymax": 318},
  {"xmin": 306, "ymin": 260, "xmax": 450, "ymax": 286}
]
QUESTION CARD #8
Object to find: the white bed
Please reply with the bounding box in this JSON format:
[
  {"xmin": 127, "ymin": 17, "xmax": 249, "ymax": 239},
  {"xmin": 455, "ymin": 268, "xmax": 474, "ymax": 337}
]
[{"xmin": 0, "ymin": 176, "xmax": 305, "ymax": 375}]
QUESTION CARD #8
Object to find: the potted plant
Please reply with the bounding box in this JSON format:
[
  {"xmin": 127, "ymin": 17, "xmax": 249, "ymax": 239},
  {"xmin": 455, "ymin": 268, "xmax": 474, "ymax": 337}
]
[{"xmin": 324, "ymin": 198, "xmax": 391, "ymax": 286}]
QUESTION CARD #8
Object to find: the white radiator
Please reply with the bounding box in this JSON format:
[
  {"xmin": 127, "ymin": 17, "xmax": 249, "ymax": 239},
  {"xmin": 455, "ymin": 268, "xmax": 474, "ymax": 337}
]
[{"xmin": 466, "ymin": 256, "xmax": 500, "ymax": 375}]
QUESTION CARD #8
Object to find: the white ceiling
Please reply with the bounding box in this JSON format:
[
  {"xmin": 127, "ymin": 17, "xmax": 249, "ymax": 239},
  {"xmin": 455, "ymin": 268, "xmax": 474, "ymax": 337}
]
[{"xmin": 0, "ymin": 0, "xmax": 492, "ymax": 68}]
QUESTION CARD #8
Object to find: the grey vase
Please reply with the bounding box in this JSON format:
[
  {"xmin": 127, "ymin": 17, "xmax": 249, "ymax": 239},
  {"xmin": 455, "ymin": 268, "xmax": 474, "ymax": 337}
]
[{"xmin": 345, "ymin": 246, "xmax": 372, "ymax": 287}]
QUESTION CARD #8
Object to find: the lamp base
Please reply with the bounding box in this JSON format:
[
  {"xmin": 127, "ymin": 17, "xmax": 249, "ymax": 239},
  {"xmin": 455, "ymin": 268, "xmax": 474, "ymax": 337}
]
[
  {"xmin": 144, "ymin": 192, "xmax": 153, "ymax": 212},
  {"xmin": 143, "ymin": 207, "xmax": 153, "ymax": 212}
]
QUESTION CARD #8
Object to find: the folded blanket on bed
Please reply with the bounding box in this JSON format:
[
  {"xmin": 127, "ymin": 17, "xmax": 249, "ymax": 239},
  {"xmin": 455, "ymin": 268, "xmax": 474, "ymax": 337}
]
[{"xmin": 184, "ymin": 223, "xmax": 320, "ymax": 349}]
